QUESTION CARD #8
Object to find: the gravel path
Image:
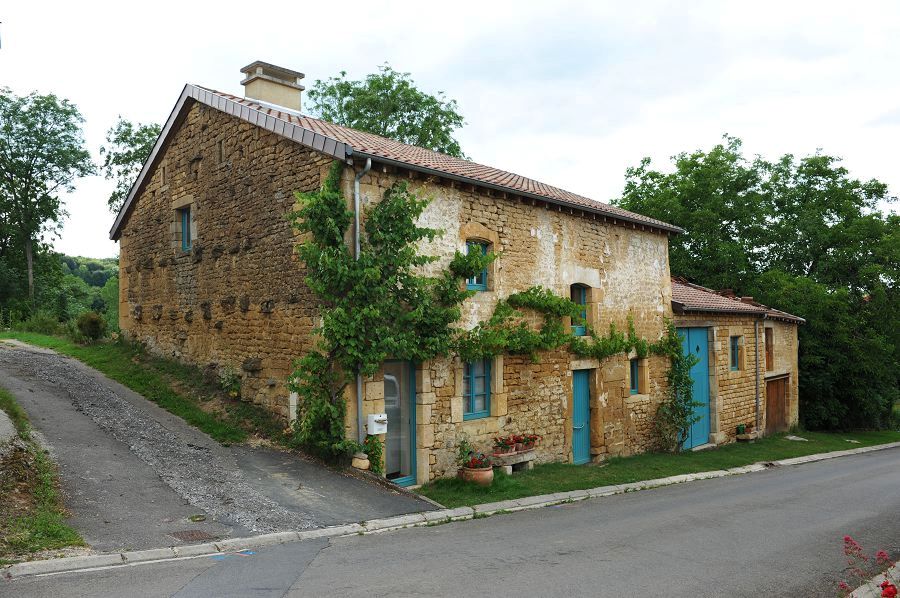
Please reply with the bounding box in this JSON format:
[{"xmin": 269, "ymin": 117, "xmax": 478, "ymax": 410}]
[{"xmin": 0, "ymin": 341, "xmax": 317, "ymax": 535}]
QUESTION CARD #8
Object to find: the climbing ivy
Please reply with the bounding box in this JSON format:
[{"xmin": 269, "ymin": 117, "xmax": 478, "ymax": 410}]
[
  {"xmin": 287, "ymin": 161, "xmax": 491, "ymax": 458},
  {"xmin": 289, "ymin": 160, "xmax": 700, "ymax": 458}
]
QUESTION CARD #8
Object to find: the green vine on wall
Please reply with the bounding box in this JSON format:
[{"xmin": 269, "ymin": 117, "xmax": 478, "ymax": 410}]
[
  {"xmin": 286, "ymin": 161, "xmax": 490, "ymax": 459},
  {"xmin": 288, "ymin": 160, "xmax": 701, "ymax": 458}
]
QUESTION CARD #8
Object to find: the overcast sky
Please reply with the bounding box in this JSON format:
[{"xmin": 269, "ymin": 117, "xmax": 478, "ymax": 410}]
[{"xmin": 2, "ymin": 1, "xmax": 899, "ymax": 258}]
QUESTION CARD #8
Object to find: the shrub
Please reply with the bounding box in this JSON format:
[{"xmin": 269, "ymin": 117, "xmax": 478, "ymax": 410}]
[
  {"xmin": 14, "ymin": 311, "xmax": 61, "ymax": 335},
  {"xmin": 75, "ymin": 311, "xmax": 107, "ymax": 341}
]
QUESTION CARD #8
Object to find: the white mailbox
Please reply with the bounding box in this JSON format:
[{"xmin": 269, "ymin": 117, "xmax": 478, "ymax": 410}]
[{"xmin": 367, "ymin": 413, "xmax": 388, "ymax": 435}]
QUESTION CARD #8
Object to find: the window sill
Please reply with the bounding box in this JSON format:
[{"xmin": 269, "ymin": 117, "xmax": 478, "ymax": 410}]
[{"xmin": 463, "ymin": 411, "xmax": 489, "ymax": 421}]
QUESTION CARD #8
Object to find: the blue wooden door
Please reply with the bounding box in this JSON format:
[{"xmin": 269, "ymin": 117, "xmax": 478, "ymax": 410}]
[
  {"xmin": 572, "ymin": 369, "xmax": 591, "ymax": 464},
  {"xmin": 678, "ymin": 328, "xmax": 711, "ymax": 450}
]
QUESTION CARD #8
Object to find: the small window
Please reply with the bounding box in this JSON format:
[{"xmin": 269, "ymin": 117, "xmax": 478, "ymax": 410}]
[
  {"xmin": 465, "ymin": 241, "xmax": 488, "ymax": 291},
  {"xmin": 570, "ymin": 284, "xmax": 587, "ymax": 336},
  {"xmin": 630, "ymin": 358, "xmax": 640, "ymax": 395},
  {"xmin": 463, "ymin": 359, "xmax": 491, "ymax": 420},
  {"xmin": 180, "ymin": 207, "xmax": 192, "ymax": 251},
  {"xmin": 217, "ymin": 140, "xmax": 224, "ymax": 164},
  {"xmin": 161, "ymin": 164, "xmax": 168, "ymax": 186},
  {"xmin": 730, "ymin": 336, "xmax": 741, "ymax": 371},
  {"xmin": 765, "ymin": 328, "xmax": 774, "ymax": 370}
]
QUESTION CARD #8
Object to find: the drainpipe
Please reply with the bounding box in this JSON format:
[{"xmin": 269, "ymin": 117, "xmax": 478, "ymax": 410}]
[
  {"xmin": 754, "ymin": 315, "xmax": 765, "ymax": 433},
  {"xmin": 354, "ymin": 158, "xmax": 372, "ymax": 443}
]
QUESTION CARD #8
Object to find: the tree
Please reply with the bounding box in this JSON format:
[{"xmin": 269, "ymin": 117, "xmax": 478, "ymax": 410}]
[
  {"xmin": 0, "ymin": 88, "xmax": 94, "ymax": 303},
  {"xmin": 614, "ymin": 136, "xmax": 899, "ymax": 430},
  {"xmin": 307, "ymin": 64, "xmax": 466, "ymax": 158},
  {"xmin": 100, "ymin": 117, "xmax": 161, "ymax": 213},
  {"xmin": 617, "ymin": 136, "xmax": 769, "ymax": 291}
]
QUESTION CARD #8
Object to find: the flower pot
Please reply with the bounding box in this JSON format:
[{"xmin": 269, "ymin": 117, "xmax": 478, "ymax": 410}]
[
  {"xmin": 493, "ymin": 446, "xmax": 515, "ymax": 456},
  {"xmin": 457, "ymin": 466, "xmax": 494, "ymax": 486},
  {"xmin": 522, "ymin": 442, "xmax": 535, "ymax": 451},
  {"xmin": 514, "ymin": 442, "xmax": 524, "ymax": 452}
]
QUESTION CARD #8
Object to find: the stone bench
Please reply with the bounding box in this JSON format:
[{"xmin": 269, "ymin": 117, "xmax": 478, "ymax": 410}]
[{"xmin": 492, "ymin": 449, "xmax": 536, "ymax": 475}]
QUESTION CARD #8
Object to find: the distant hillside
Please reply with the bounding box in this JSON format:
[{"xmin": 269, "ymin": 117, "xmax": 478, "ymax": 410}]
[{"xmin": 60, "ymin": 255, "xmax": 118, "ymax": 288}]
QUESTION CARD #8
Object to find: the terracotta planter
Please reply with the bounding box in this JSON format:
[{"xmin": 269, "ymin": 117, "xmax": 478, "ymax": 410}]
[
  {"xmin": 522, "ymin": 442, "xmax": 535, "ymax": 451},
  {"xmin": 493, "ymin": 446, "xmax": 515, "ymax": 456},
  {"xmin": 457, "ymin": 466, "xmax": 494, "ymax": 486},
  {"xmin": 514, "ymin": 442, "xmax": 525, "ymax": 452}
]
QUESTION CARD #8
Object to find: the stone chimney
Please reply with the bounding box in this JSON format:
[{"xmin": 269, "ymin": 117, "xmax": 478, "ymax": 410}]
[{"xmin": 240, "ymin": 61, "xmax": 305, "ymax": 111}]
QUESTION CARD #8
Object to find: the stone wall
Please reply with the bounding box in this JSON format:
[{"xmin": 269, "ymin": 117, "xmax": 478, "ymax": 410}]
[
  {"xmin": 118, "ymin": 101, "xmax": 331, "ymax": 416},
  {"xmin": 118, "ymin": 103, "xmax": 677, "ymax": 484},
  {"xmin": 673, "ymin": 313, "xmax": 800, "ymax": 443},
  {"xmin": 347, "ymin": 164, "xmax": 674, "ymax": 480}
]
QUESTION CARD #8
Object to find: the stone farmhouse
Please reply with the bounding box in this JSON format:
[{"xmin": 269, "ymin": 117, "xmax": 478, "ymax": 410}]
[{"xmin": 110, "ymin": 62, "xmax": 802, "ymax": 486}]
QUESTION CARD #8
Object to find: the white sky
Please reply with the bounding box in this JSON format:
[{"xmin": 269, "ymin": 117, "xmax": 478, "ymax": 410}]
[{"xmin": 2, "ymin": 0, "xmax": 899, "ymax": 259}]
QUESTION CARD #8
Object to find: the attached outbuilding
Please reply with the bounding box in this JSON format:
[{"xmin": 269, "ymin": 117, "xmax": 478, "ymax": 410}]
[{"xmin": 671, "ymin": 278, "xmax": 803, "ymax": 445}]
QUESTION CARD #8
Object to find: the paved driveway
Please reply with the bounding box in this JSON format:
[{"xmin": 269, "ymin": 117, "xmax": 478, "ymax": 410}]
[{"xmin": 0, "ymin": 340, "xmax": 432, "ymax": 553}]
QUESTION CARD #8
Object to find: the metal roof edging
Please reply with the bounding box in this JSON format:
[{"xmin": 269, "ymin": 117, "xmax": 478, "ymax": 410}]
[
  {"xmin": 109, "ymin": 85, "xmax": 194, "ymax": 240},
  {"xmin": 350, "ymin": 150, "xmax": 684, "ymax": 235}
]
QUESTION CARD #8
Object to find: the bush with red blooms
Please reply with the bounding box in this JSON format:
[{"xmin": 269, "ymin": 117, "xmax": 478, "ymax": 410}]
[{"xmin": 838, "ymin": 535, "xmax": 897, "ymax": 597}]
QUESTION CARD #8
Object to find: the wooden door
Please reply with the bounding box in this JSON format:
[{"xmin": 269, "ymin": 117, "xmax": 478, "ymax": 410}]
[
  {"xmin": 677, "ymin": 327, "xmax": 711, "ymax": 449},
  {"xmin": 572, "ymin": 370, "xmax": 591, "ymax": 464},
  {"xmin": 766, "ymin": 377, "xmax": 788, "ymax": 434}
]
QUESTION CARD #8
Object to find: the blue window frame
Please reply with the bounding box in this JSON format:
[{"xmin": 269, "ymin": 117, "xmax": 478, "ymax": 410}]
[
  {"xmin": 730, "ymin": 336, "xmax": 740, "ymax": 371},
  {"xmin": 466, "ymin": 241, "xmax": 488, "ymax": 291},
  {"xmin": 463, "ymin": 359, "xmax": 491, "ymax": 420},
  {"xmin": 630, "ymin": 358, "xmax": 640, "ymax": 395},
  {"xmin": 570, "ymin": 284, "xmax": 587, "ymax": 336},
  {"xmin": 180, "ymin": 207, "xmax": 192, "ymax": 251}
]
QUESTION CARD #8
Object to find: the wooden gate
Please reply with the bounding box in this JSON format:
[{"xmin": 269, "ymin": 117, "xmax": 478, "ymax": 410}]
[{"xmin": 766, "ymin": 376, "xmax": 789, "ymax": 434}]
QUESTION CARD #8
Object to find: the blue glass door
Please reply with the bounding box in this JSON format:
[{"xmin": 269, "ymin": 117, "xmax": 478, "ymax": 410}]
[{"xmin": 384, "ymin": 361, "xmax": 416, "ymax": 486}]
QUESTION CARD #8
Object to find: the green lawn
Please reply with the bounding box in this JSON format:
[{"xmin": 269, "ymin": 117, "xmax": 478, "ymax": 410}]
[
  {"xmin": 418, "ymin": 430, "xmax": 900, "ymax": 508},
  {"xmin": 0, "ymin": 331, "xmax": 289, "ymax": 446},
  {"xmin": 0, "ymin": 385, "xmax": 84, "ymax": 562}
]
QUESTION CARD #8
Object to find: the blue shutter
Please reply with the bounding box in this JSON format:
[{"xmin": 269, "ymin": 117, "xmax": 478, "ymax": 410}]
[
  {"xmin": 730, "ymin": 336, "xmax": 739, "ymax": 371},
  {"xmin": 630, "ymin": 358, "xmax": 639, "ymax": 394},
  {"xmin": 463, "ymin": 359, "xmax": 491, "ymax": 420},
  {"xmin": 571, "ymin": 285, "xmax": 587, "ymax": 336},
  {"xmin": 181, "ymin": 207, "xmax": 192, "ymax": 251}
]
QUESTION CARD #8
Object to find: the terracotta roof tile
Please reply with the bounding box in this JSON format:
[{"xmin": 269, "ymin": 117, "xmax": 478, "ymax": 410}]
[
  {"xmin": 204, "ymin": 88, "xmax": 681, "ymax": 233},
  {"xmin": 671, "ymin": 278, "xmax": 804, "ymax": 323}
]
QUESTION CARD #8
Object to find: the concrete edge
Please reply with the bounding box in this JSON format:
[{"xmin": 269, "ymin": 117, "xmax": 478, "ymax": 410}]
[
  {"xmin": 850, "ymin": 562, "xmax": 899, "ymax": 598},
  {"xmin": 3, "ymin": 440, "xmax": 898, "ymax": 580}
]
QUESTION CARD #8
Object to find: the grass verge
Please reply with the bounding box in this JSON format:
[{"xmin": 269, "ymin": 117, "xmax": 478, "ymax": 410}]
[
  {"xmin": 0, "ymin": 385, "xmax": 30, "ymax": 439},
  {"xmin": 417, "ymin": 430, "xmax": 900, "ymax": 508},
  {"xmin": 1, "ymin": 385, "xmax": 84, "ymax": 562},
  {"xmin": 0, "ymin": 331, "xmax": 290, "ymax": 446}
]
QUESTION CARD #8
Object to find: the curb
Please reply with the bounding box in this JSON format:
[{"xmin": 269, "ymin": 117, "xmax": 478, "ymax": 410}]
[
  {"xmin": 3, "ymin": 440, "xmax": 898, "ymax": 581},
  {"xmin": 850, "ymin": 563, "xmax": 899, "ymax": 598}
]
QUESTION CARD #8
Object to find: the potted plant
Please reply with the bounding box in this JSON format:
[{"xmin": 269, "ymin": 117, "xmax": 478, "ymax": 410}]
[
  {"xmin": 492, "ymin": 435, "xmax": 516, "ymax": 456},
  {"xmin": 736, "ymin": 424, "xmax": 746, "ymax": 435},
  {"xmin": 456, "ymin": 437, "xmax": 493, "ymax": 486},
  {"xmin": 512, "ymin": 434, "xmax": 525, "ymax": 452},
  {"xmin": 521, "ymin": 433, "xmax": 540, "ymax": 451}
]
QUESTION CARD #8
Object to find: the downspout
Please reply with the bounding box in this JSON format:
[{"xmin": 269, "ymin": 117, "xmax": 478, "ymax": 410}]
[
  {"xmin": 754, "ymin": 315, "xmax": 765, "ymax": 433},
  {"xmin": 354, "ymin": 158, "xmax": 372, "ymax": 443}
]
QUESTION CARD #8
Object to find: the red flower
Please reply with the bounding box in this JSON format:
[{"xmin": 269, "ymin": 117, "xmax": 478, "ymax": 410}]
[{"xmin": 881, "ymin": 580, "xmax": 897, "ymax": 598}]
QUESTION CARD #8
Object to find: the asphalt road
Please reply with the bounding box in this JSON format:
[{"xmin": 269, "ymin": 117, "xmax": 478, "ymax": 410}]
[{"xmin": 7, "ymin": 445, "xmax": 899, "ymax": 597}]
